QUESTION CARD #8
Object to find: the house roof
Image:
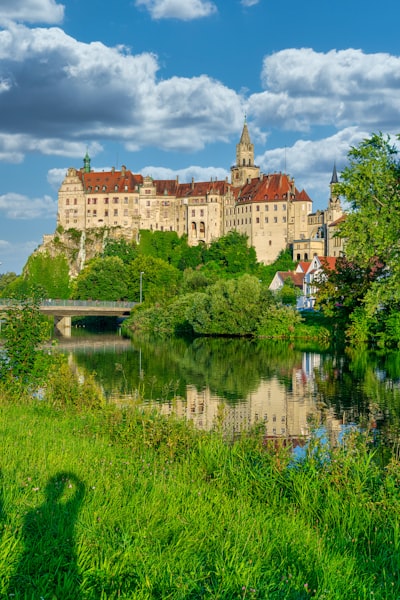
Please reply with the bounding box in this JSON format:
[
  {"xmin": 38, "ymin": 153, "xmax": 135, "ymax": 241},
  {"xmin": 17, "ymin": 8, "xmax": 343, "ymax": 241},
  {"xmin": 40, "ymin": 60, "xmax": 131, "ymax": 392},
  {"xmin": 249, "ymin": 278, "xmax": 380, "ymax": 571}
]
[
  {"xmin": 275, "ymin": 271, "xmax": 304, "ymax": 289},
  {"xmin": 235, "ymin": 173, "xmax": 312, "ymax": 204},
  {"xmin": 296, "ymin": 261, "xmax": 311, "ymax": 273},
  {"xmin": 329, "ymin": 214, "xmax": 347, "ymax": 227}
]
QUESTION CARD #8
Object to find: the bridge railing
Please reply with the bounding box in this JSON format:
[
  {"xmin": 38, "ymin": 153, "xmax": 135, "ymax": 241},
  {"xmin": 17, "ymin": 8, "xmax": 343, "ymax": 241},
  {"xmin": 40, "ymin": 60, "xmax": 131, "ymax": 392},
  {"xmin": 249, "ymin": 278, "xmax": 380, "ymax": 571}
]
[{"xmin": 0, "ymin": 299, "xmax": 136, "ymax": 309}]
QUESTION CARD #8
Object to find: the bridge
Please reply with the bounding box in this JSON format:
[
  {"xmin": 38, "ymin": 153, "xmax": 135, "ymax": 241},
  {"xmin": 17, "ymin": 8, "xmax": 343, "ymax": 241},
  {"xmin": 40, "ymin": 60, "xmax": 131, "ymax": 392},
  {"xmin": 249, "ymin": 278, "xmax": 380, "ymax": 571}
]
[{"xmin": 0, "ymin": 299, "xmax": 137, "ymax": 337}]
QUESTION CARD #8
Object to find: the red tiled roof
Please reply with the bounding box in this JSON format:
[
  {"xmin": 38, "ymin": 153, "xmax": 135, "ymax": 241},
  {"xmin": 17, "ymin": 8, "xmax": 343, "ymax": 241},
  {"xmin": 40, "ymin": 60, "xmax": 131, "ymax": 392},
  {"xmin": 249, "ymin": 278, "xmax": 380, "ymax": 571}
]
[
  {"xmin": 236, "ymin": 173, "xmax": 312, "ymax": 204},
  {"xmin": 80, "ymin": 169, "xmax": 143, "ymax": 193},
  {"xmin": 277, "ymin": 271, "xmax": 304, "ymax": 288},
  {"xmin": 319, "ymin": 256, "xmax": 337, "ymax": 271},
  {"xmin": 296, "ymin": 261, "xmax": 311, "ymax": 273}
]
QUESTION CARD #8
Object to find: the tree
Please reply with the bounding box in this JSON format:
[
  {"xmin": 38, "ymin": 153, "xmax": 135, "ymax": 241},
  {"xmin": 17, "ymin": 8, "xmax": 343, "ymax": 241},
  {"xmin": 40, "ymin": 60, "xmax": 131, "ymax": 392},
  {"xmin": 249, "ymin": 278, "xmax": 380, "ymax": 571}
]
[
  {"xmin": 127, "ymin": 255, "xmax": 182, "ymax": 303},
  {"xmin": 204, "ymin": 232, "xmax": 258, "ymax": 275},
  {"xmin": 72, "ymin": 256, "xmax": 129, "ymax": 300},
  {"xmin": 102, "ymin": 238, "xmax": 137, "ymax": 264},
  {"xmin": 324, "ymin": 132, "xmax": 400, "ymax": 346},
  {"xmin": 0, "ymin": 295, "xmax": 51, "ymax": 383}
]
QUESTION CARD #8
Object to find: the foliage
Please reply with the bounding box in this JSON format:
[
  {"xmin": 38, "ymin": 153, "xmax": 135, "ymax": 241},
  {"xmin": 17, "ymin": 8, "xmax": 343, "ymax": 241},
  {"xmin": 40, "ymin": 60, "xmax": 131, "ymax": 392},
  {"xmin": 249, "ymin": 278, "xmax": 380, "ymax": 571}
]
[
  {"xmin": 0, "ymin": 295, "xmax": 52, "ymax": 384},
  {"xmin": 138, "ymin": 230, "xmax": 204, "ymax": 270},
  {"xmin": 185, "ymin": 274, "xmax": 267, "ymax": 335},
  {"xmin": 329, "ymin": 132, "xmax": 400, "ymax": 347},
  {"xmin": 102, "ymin": 238, "xmax": 137, "ymax": 264},
  {"xmin": 0, "ymin": 272, "xmax": 18, "ymax": 296},
  {"xmin": 127, "ymin": 255, "xmax": 182, "ymax": 303},
  {"xmin": 203, "ymin": 231, "xmax": 258, "ymax": 274},
  {"xmin": 72, "ymin": 256, "xmax": 129, "ymax": 300},
  {"xmin": 258, "ymin": 249, "xmax": 296, "ymax": 285},
  {"xmin": 1, "ymin": 253, "xmax": 71, "ymax": 299},
  {"xmin": 256, "ymin": 304, "xmax": 303, "ymax": 338},
  {"xmin": 276, "ymin": 277, "xmax": 301, "ymax": 306}
]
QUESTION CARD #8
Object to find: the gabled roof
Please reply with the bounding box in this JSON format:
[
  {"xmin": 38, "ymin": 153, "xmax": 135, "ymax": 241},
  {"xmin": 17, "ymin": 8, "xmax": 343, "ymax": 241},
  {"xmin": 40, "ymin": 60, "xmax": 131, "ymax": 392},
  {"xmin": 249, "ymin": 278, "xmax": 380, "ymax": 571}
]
[
  {"xmin": 296, "ymin": 261, "xmax": 311, "ymax": 273},
  {"xmin": 272, "ymin": 271, "xmax": 304, "ymax": 289},
  {"xmin": 80, "ymin": 169, "xmax": 143, "ymax": 193},
  {"xmin": 235, "ymin": 173, "xmax": 311, "ymax": 204}
]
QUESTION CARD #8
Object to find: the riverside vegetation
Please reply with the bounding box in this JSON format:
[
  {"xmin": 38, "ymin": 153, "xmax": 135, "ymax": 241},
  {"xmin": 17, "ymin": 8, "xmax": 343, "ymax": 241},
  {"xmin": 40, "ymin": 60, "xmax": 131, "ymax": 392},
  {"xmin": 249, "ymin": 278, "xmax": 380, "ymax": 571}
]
[{"xmin": 0, "ymin": 300, "xmax": 400, "ymax": 599}]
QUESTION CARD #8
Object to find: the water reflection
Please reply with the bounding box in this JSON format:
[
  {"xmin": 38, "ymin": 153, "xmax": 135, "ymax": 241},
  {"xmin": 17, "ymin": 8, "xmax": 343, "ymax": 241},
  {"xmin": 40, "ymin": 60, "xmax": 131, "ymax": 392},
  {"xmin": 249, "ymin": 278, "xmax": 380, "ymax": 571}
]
[{"xmin": 56, "ymin": 333, "xmax": 400, "ymax": 450}]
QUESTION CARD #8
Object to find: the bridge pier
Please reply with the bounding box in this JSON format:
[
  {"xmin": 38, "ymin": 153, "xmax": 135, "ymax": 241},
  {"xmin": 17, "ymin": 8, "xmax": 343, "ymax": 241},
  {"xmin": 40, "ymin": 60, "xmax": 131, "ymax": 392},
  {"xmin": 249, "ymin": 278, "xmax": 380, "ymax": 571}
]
[{"xmin": 54, "ymin": 316, "xmax": 72, "ymax": 338}]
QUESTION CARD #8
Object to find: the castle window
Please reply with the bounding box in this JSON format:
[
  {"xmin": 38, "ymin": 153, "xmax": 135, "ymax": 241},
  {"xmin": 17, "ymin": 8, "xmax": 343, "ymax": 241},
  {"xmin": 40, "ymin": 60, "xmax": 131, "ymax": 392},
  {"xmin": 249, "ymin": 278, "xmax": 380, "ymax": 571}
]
[
  {"xmin": 283, "ymin": 216, "xmax": 287, "ymax": 223},
  {"xmin": 113, "ymin": 198, "xmax": 118, "ymax": 204},
  {"xmin": 283, "ymin": 204, "xmax": 286, "ymax": 210},
  {"xmin": 274, "ymin": 217, "xmax": 278, "ymax": 223},
  {"xmin": 265, "ymin": 217, "xmax": 269, "ymax": 223},
  {"xmin": 102, "ymin": 186, "xmax": 107, "ymax": 192},
  {"xmin": 124, "ymin": 197, "xmax": 128, "ymax": 204},
  {"xmin": 256, "ymin": 217, "xmax": 260, "ymax": 224},
  {"xmin": 191, "ymin": 210, "xmax": 195, "ymax": 217},
  {"xmin": 274, "ymin": 204, "xmax": 278, "ymax": 211},
  {"xmin": 256, "ymin": 205, "xmax": 260, "ymax": 211},
  {"xmin": 114, "ymin": 209, "xmax": 118, "ymax": 216},
  {"xmin": 114, "ymin": 185, "xmax": 118, "ymax": 191},
  {"xmin": 74, "ymin": 199, "xmax": 77, "ymax": 205},
  {"xmin": 265, "ymin": 205, "xmax": 269, "ymax": 211},
  {"xmin": 104, "ymin": 198, "xmax": 109, "ymax": 204},
  {"xmin": 93, "ymin": 210, "xmax": 97, "ymax": 217},
  {"xmin": 124, "ymin": 209, "xmax": 128, "ymax": 216},
  {"xmin": 87, "ymin": 198, "xmax": 91, "ymax": 204},
  {"xmin": 105, "ymin": 210, "xmax": 109, "ymax": 216},
  {"xmin": 93, "ymin": 198, "xmax": 97, "ymax": 205},
  {"xmin": 66, "ymin": 199, "xmax": 70, "ymax": 205}
]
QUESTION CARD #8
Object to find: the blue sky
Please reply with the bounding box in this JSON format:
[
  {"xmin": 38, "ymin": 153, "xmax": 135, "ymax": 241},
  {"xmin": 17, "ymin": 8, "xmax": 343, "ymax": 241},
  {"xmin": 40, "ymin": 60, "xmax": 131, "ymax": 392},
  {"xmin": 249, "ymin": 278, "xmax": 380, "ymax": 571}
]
[{"xmin": 1, "ymin": 0, "xmax": 400, "ymax": 274}]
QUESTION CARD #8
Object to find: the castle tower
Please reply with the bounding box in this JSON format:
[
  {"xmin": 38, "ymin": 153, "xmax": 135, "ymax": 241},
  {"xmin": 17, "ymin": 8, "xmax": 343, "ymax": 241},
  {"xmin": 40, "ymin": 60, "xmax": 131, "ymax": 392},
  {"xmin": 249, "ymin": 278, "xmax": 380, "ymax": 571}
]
[
  {"xmin": 231, "ymin": 118, "xmax": 260, "ymax": 187},
  {"xmin": 325, "ymin": 163, "xmax": 342, "ymax": 224},
  {"xmin": 83, "ymin": 150, "xmax": 91, "ymax": 174}
]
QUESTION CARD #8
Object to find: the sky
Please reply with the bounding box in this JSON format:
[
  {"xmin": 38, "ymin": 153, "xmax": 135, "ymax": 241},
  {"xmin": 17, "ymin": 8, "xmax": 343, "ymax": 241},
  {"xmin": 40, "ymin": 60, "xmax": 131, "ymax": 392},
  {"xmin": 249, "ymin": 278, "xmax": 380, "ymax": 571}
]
[{"xmin": 1, "ymin": 0, "xmax": 400, "ymax": 274}]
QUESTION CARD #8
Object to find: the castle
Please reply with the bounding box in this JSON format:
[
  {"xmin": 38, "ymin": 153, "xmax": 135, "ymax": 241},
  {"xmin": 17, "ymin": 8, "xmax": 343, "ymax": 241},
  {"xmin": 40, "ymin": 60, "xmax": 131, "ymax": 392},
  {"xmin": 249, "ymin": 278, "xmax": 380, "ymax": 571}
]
[{"xmin": 56, "ymin": 121, "xmax": 344, "ymax": 265}]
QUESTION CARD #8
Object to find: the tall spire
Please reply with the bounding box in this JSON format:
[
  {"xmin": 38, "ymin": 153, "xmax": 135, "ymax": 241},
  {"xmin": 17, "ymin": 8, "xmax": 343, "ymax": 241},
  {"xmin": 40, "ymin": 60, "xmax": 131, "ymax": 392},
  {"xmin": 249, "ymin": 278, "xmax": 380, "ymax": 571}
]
[
  {"xmin": 83, "ymin": 149, "xmax": 91, "ymax": 173},
  {"xmin": 330, "ymin": 162, "xmax": 338, "ymax": 184},
  {"xmin": 239, "ymin": 117, "xmax": 251, "ymax": 145}
]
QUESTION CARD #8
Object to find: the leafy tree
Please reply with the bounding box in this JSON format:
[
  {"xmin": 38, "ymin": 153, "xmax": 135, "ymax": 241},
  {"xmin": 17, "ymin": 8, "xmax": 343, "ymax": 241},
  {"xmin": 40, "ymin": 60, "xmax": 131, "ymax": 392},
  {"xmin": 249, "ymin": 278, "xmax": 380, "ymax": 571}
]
[
  {"xmin": 102, "ymin": 238, "xmax": 137, "ymax": 264},
  {"xmin": 258, "ymin": 249, "xmax": 296, "ymax": 286},
  {"xmin": 0, "ymin": 272, "xmax": 18, "ymax": 296},
  {"xmin": 0, "ymin": 295, "xmax": 51, "ymax": 383},
  {"xmin": 72, "ymin": 256, "xmax": 129, "ymax": 300},
  {"xmin": 185, "ymin": 274, "xmax": 270, "ymax": 335},
  {"xmin": 204, "ymin": 232, "xmax": 258, "ymax": 275},
  {"xmin": 276, "ymin": 278, "xmax": 301, "ymax": 306},
  {"xmin": 323, "ymin": 132, "xmax": 400, "ymax": 346},
  {"xmin": 127, "ymin": 255, "xmax": 182, "ymax": 303}
]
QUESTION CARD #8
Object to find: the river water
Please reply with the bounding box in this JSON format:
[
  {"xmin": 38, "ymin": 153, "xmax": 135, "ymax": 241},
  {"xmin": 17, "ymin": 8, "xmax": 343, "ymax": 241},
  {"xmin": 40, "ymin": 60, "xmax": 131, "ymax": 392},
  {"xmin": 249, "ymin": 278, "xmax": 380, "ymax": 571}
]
[{"xmin": 56, "ymin": 330, "xmax": 400, "ymax": 453}]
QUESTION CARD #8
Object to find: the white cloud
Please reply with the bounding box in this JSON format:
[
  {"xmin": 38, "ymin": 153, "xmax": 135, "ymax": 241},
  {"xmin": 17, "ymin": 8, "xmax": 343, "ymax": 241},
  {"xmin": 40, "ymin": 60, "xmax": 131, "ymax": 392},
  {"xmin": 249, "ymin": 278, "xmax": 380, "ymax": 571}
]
[
  {"xmin": 241, "ymin": 0, "xmax": 260, "ymax": 6},
  {"xmin": 135, "ymin": 0, "xmax": 217, "ymax": 20},
  {"xmin": 0, "ymin": 24, "xmax": 243, "ymax": 162},
  {"xmin": 141, "ymin": 165, "xmax": 230, "ymax": 182},
  {"xmin": 0, "ymin": 192, "xmax": 57, "ymax": 219},
  {"xmin": 0, "ymin": 239, "xmax": 39, "ymax": 274},
  {"xmin": 0, "ymin": 0, "xmax": 64, "ymax": 25},
  {"xmin": 247, "ymin": 48, "xmax": 400, "ymax": 132}
]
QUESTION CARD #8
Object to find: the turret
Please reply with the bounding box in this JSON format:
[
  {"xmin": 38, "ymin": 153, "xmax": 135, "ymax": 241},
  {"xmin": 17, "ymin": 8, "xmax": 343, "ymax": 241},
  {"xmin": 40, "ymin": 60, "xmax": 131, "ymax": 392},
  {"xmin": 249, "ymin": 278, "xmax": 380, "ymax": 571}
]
[{"xmin": 230, "ymin": 117, "xmax": 260, "ymax": 187}]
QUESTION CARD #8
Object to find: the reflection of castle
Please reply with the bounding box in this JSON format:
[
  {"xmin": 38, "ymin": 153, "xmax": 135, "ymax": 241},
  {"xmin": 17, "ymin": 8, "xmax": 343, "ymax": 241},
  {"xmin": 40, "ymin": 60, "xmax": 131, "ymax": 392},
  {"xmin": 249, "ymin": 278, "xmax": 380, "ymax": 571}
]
[{"xmin": 154, "ymin": 369, "xmax": 318, "ymax": 440}]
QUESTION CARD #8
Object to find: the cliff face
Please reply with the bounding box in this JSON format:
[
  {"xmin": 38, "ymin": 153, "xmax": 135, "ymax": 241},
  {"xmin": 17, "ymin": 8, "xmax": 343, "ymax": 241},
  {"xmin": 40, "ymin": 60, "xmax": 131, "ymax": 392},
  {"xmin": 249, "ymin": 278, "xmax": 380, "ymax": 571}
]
[{"xmin": 38, "ymin": 226, "xmax": 135, "ymax": 278}]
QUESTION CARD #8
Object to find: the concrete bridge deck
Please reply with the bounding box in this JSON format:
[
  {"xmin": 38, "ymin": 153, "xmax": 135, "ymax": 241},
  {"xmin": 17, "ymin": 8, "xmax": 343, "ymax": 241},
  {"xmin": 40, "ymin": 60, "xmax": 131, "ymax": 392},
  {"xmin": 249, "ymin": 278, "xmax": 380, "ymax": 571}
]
[{"xmin": 0, "ymin": 299, "xmax": 137, "ymax": 336}]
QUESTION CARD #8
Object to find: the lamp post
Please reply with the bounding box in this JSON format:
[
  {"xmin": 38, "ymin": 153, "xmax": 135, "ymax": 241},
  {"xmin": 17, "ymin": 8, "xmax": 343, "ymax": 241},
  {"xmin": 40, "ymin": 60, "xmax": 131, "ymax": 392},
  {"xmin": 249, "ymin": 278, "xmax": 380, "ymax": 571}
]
[{"xmin": 139, "ymin": 271, "xmax": 144, "ymax": 303}]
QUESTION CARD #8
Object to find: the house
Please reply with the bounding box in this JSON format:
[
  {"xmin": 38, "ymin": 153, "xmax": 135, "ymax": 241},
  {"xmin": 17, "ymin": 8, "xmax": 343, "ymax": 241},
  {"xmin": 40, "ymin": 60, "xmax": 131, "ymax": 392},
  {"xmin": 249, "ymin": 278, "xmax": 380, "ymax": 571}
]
[{"xmin": 303, "ymin": 256, "xmax": 337, "ymax": 309}]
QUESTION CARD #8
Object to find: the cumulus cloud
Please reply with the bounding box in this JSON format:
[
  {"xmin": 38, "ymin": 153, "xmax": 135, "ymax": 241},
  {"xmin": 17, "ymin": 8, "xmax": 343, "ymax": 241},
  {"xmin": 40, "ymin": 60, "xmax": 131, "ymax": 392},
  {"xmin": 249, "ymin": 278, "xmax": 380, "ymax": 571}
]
[
  {"xmin": 0, "ymin": 23, "xmax": 243, "ymax": 162},
  {"xmin": 0, "ymin": 0, "xmax": 64, "ymax": 25},
  {"xmin": 0, "ymin": 192, "xmax": 57, "ymax": 219},
  {"xmin": 247, "ymin": 48, "xmax": 400, "ymax": 132},
  {"xmin": 141, "ymin": 165, "xmax": 230, "ymax": 182},
  {"xmin": 135, "ymin": 0, "xmax": 217, "ymax": 20}
]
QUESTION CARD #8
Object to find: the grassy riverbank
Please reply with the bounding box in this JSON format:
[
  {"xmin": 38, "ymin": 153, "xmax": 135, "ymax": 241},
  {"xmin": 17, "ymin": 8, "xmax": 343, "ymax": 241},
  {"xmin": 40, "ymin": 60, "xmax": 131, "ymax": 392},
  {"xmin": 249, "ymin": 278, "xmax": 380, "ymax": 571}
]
[{"xmin": 0, "ymin": 393, "xmax": 399, "ymax": 599}]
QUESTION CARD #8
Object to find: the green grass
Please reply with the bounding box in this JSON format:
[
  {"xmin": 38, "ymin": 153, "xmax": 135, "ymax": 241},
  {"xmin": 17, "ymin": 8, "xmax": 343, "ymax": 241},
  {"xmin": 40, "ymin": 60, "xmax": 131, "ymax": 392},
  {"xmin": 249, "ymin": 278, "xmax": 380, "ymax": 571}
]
[{"xmin": 0, "ymin": 393, "xmax": 399, "ymax": 599}]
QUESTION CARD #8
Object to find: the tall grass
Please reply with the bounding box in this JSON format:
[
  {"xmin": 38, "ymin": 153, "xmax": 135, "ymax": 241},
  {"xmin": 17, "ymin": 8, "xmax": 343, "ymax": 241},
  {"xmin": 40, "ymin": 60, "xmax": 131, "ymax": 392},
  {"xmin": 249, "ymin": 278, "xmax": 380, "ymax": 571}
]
[{"xmin": 0, "ymin": 389, "xmax": 399, "ymax": 599}]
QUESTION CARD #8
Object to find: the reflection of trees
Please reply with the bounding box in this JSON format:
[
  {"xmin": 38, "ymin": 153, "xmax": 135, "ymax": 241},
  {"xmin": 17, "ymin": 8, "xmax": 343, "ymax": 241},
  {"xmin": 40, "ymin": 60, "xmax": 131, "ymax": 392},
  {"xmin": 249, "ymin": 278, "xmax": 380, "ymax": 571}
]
[
  {"xmin": 314, "ymin": 349, "xmax": 400, "ymax": 457},
  {"xmin": 72, "ymin": 335, "xmax": 305, "ymax": 404}
]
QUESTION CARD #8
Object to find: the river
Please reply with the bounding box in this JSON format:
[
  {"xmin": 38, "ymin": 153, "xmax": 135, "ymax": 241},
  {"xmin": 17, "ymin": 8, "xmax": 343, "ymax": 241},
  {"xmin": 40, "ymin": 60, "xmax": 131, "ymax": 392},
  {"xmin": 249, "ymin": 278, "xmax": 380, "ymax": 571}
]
[{"xmin": 55, "ymin": 329, "xmax": 400, "ymax": 455}]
